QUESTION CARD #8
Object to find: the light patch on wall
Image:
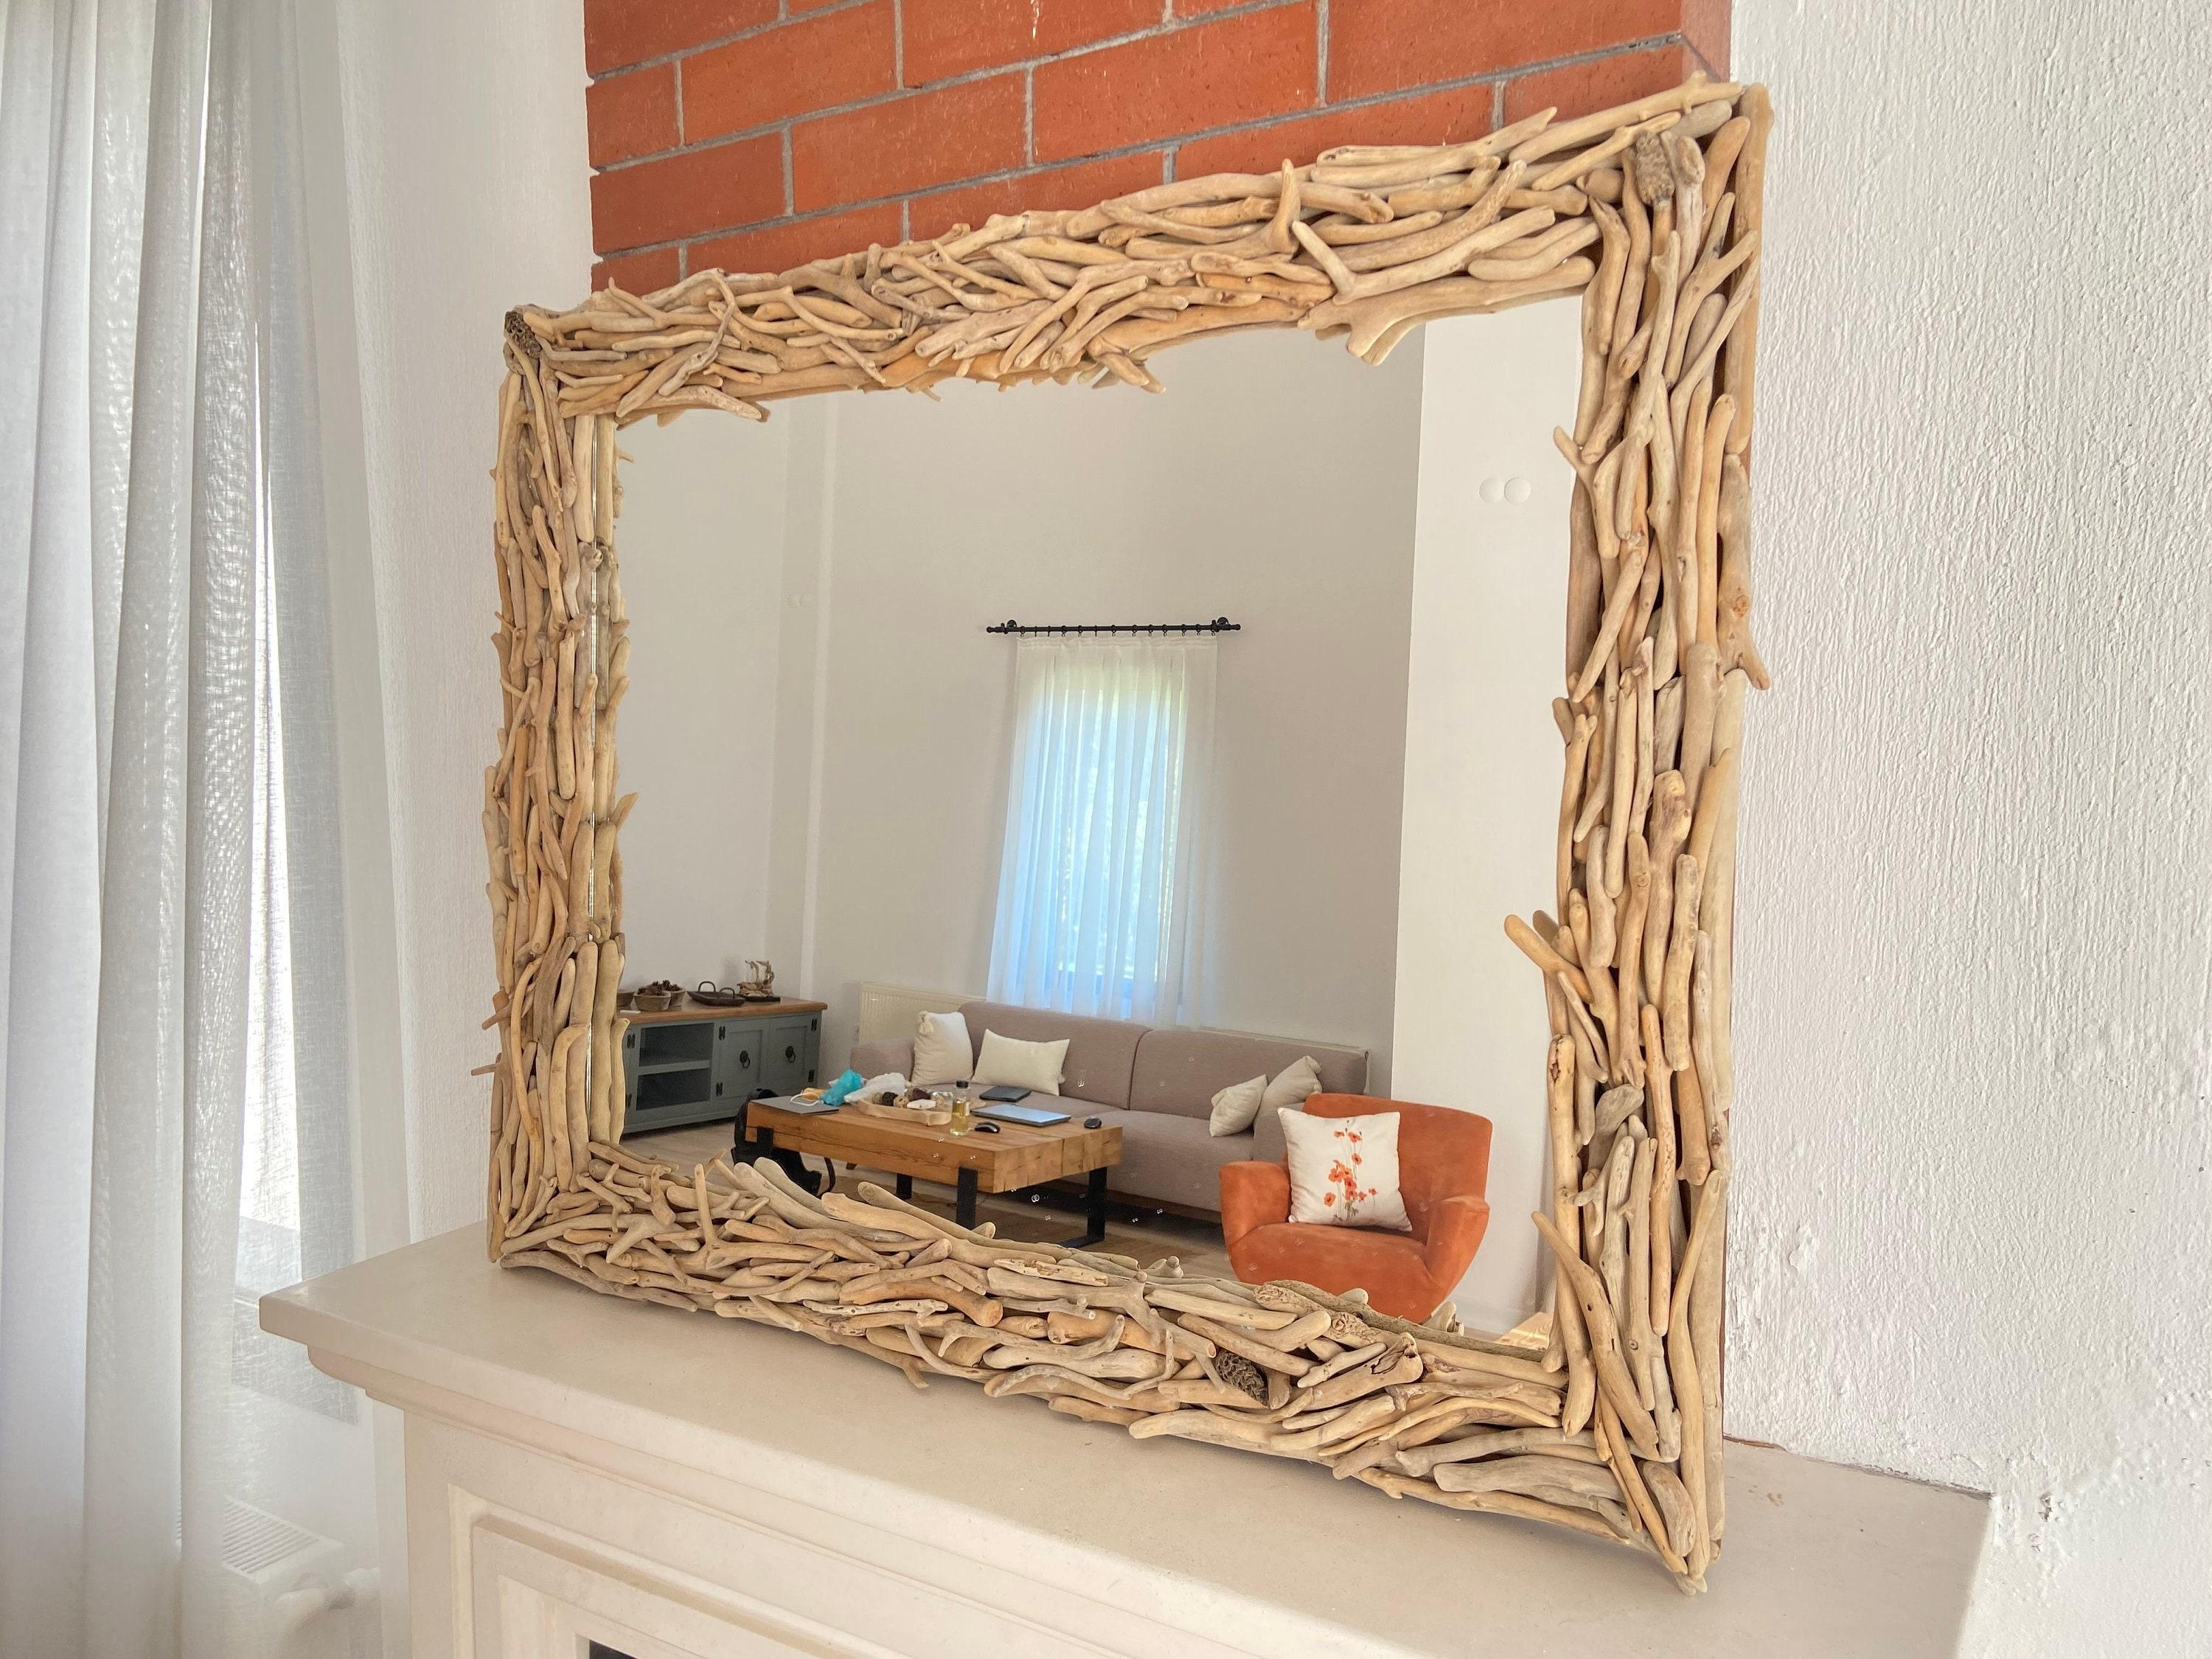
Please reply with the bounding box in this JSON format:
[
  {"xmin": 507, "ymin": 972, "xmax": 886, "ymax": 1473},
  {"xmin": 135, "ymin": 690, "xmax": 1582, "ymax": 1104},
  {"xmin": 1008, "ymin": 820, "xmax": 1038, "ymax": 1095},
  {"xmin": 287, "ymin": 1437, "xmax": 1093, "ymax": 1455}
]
[{"xmin": 1394, "ymin": 299, "xmax": 1581, "ymax": 1335}]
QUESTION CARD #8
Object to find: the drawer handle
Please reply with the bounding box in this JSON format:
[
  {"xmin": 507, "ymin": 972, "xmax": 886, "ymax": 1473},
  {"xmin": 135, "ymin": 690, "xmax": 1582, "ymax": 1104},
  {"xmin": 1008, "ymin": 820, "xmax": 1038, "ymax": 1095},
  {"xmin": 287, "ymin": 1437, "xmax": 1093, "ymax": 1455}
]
[{"xmin": 784, "ymin": 1045, "xmax": 797, "ymax": 1062}]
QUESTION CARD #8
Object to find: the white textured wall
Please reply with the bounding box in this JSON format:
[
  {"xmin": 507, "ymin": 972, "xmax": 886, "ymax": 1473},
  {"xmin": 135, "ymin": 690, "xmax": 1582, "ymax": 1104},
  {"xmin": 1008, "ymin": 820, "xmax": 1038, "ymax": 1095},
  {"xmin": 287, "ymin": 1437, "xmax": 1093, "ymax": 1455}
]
[
  {"xmin": 332, "ymin": 0, "xmax": 594, "ymax": 1237},
  {"xmin": 1729, "ymin": 4, "xmax": 2211, "ymax": 1653}
]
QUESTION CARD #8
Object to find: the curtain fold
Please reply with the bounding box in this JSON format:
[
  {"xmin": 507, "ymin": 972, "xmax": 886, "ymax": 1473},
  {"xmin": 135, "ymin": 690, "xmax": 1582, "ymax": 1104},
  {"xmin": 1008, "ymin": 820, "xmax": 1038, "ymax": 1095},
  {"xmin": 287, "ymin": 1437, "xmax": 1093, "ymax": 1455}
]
[
  {"xmin": 0, "ymin": 1, "xmax": 389, "ymax": 1655},
  {"xmin": 987, "ymin": 639, "xmax": 1217, "ymax": 1025}
]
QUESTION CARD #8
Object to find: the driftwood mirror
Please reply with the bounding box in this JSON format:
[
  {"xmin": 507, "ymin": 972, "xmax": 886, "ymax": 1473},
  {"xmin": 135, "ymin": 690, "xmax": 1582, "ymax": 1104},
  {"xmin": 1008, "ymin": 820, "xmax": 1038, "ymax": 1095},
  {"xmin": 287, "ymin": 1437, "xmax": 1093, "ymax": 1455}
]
[{"xmin": 484, "ymin": 72, "xmax": 1771, "ymax": 1593}]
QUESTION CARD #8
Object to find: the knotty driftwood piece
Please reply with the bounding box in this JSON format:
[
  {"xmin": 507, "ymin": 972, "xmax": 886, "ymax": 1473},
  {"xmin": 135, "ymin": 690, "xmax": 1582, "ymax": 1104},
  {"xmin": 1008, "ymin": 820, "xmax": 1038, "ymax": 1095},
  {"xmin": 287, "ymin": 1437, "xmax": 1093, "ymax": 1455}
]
[{"xmin": 483, "ymin": 72, "xmax": 1770, "ymax": 1593}]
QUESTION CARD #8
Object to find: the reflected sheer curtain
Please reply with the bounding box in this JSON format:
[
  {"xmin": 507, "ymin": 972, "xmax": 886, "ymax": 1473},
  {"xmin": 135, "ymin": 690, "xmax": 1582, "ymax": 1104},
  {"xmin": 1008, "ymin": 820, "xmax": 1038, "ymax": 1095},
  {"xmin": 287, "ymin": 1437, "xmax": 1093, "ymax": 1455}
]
[
  {"xmin": 0, "ymin": 1, "xmax": 386, "ymax": 1655},
  {"xmin": 987, "ymin": 639, "xmax": 1216, "ymax": 1025}
]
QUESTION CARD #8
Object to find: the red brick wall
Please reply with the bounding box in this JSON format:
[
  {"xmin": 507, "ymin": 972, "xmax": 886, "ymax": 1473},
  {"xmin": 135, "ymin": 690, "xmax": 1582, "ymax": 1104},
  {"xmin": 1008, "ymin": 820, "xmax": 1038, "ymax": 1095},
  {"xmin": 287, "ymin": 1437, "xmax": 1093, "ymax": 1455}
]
[{"xmin": 585, "ymin": 0, "xmax": 1730, "ymax": 291}]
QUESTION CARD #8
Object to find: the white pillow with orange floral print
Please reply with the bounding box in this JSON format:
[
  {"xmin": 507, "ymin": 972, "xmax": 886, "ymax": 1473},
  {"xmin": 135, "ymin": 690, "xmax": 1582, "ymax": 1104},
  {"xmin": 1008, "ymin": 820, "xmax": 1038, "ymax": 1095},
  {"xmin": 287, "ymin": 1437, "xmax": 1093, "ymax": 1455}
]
[{"xmin": 1279, "ymin": 1108, "xmax": 1411, "ymax": 1231}]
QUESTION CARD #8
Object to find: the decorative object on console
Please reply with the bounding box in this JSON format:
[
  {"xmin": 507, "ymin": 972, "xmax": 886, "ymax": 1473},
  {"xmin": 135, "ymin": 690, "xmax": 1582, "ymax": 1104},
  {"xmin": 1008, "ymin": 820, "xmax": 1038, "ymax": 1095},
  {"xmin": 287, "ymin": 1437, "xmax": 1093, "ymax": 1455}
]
[
  {"xmin": 1281, "ymin": 1107, "xmax": 1411, "ymax": 1230},
  {"xmin": 970, "ymin": 1029, "xmax": 1068, "ymax": 1096},
  {"xmin": 483, "ymin": 74, "xmax": 1770, "ymax": 1590},
  {"xmin": 909, "ymin": 1009, "xmax": 973, "ymax": 1089},
  {"xmin": 1222, "ymin": 1096, "xmax": 1492, "ymax": 1324},
  {"xmin": 1207, "ymin": 1074, "xmax": 1267, "ymax": 1137},
  {"xmin": 629, "ymin": 980, "xmax": 681, "ymax": 1012},
  {"xmin": 737, "ymin": 960, "xmax": 776, "ymax": 999}
]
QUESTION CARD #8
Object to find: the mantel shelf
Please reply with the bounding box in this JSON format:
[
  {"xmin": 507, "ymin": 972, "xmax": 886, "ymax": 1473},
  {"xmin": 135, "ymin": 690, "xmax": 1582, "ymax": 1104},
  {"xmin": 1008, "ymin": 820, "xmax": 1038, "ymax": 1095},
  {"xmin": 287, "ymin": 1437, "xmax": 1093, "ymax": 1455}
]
[{"xmin": 263, "ymin": 1228, "xmax": 1987, "ymax": 1658}]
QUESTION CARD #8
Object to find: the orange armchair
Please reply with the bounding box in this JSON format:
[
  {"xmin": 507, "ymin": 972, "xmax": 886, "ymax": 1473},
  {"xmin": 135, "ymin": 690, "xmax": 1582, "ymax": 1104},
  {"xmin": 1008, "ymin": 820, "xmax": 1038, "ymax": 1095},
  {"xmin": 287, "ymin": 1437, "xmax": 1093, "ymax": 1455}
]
[{"xmin": 1218, "ymin": 1094, "xmax": 1492, "ymax": 1322}]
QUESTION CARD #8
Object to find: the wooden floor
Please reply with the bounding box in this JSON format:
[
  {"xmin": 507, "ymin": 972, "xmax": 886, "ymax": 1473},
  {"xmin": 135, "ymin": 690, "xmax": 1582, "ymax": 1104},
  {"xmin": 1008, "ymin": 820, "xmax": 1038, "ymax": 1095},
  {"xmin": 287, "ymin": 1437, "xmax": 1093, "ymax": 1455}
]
[{"xmin": 627, "ymin": 1119, "xmax": 1236, "ymax": 1281}]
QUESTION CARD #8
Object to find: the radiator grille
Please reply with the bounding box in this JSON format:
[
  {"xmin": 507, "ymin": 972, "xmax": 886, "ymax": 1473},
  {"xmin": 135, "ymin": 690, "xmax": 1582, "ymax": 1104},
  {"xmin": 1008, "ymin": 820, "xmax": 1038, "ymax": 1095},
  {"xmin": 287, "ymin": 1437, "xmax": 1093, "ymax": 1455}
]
[
  {"xmin": 854, "ymin": 982, "xmax": 972, "ymax": 1046},
  {"xmin": 223, "ymin": 1497, "xmax": 334, "ymax": 1585}
]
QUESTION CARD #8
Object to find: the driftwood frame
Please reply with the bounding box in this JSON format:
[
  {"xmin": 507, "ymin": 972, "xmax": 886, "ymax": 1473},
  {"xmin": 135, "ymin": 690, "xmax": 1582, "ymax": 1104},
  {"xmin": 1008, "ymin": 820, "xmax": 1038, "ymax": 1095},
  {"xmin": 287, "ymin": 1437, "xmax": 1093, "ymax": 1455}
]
[{"xmin": 484, "ymin": 73, "xmax": 1770, "ymax": 1590}]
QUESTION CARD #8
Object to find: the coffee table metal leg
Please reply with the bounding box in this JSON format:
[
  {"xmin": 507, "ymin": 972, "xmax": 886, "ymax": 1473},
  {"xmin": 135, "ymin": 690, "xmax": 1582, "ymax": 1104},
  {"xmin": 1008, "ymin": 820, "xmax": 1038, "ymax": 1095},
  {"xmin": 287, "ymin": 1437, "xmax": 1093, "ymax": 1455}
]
[
  {"xmin": 1062, "ymin": 1166, "xmax": 1109, "ymax": 1248},
  {"xmin": 956, "ymin": 1168, "xmax": 978, "ymax": 1230},
  {"xmin": 896, "ymin": 1174, "xmax": 914, "ymax": 1203}
]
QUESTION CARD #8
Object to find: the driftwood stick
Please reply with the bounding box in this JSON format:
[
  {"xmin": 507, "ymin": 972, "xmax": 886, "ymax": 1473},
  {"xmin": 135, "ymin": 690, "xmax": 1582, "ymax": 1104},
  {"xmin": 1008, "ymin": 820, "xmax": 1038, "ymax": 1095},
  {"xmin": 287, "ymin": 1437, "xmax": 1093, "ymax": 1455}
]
[
  {"xmin": 1545, "ymin": 1034, "xmax": 1597, "ymax": 1434},
  {"xmin": 1533, "ymin": 1212, "xmax": 1660, "ymax": 1457}
]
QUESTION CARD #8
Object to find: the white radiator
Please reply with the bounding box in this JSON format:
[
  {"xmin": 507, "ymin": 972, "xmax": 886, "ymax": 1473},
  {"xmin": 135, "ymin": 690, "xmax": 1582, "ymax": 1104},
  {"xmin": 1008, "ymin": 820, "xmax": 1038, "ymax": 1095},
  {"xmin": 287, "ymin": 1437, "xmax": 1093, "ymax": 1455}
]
[
  {"xmin": 855, "ymin": 981, "xmax": 973, "ymax": 1046},
  {"xmin": 222, "ymin": 1497, "xmax": 378, "ymax": 1659}
]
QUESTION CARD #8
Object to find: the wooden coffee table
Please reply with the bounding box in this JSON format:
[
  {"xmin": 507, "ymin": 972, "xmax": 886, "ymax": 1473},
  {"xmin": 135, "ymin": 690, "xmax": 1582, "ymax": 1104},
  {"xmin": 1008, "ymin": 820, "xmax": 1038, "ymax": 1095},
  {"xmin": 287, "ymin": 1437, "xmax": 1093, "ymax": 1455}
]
[{"xmin": 737, "ymin": 1099, "xmax": 1123, "ymax": 1245}]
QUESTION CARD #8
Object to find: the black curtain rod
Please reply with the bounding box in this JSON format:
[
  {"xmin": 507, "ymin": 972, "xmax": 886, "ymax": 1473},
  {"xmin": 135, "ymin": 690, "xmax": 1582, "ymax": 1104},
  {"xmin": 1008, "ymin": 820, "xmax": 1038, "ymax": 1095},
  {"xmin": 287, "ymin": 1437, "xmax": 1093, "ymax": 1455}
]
[{"xmin": 985, "ymin": 617, "xmax": 1241, "ymax": 637}]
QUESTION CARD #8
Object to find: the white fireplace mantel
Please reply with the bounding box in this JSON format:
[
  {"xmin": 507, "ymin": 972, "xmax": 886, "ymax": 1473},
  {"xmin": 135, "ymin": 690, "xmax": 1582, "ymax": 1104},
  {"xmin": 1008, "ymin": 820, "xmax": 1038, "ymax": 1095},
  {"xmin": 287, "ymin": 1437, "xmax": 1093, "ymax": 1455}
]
[{"xmin": 262, "ymin": 1228, "xmax": 1987, "ymax": 1658}]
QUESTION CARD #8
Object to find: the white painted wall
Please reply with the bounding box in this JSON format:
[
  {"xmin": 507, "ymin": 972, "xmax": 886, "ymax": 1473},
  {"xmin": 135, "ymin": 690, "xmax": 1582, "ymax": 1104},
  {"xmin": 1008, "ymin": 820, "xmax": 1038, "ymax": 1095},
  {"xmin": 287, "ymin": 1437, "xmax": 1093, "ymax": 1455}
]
[
  {"xmin": 1393, "ymin": 303, "xmax": 1580, "ymax": 1334},
  {"xmin": 329, "ymin": 0, "xmax": 594, "ymax": 1239},
  {"xmin": 617, "ymin": 330, "xmax": 1427, "ymax": 1085},
  {"xmin": 1729, "ymin": 5, "xmax": 2212, "ymax": 1654},
  {"xmin": 613, "ymin": 411, "xmax": 793, "ymax": 989},
  {"xmin": 806, "ymin": 331, "xmax": 1424, "ymax": 1078}
]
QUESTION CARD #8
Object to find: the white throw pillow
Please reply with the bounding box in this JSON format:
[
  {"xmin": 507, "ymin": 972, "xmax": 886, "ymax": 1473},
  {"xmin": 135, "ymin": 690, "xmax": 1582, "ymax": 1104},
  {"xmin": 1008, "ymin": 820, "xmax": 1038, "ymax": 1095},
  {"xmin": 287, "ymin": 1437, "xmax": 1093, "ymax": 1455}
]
[
  {"xmin": 1280, "ymin": 1109, "xmax": 1411, "ymax": 1231},
  {"xmin": 1208, "ymin": 1074, "xmax": 1268, "ymax": 1137},
  {"xmin": 972, "ymin": 1029, "xmax": 1068, "ymax": 1096},
  {"xmin": 1261, "ymin": 1054, "xmax": 1323, "ymax": 1113},
  {"xmin": 909, "ymin": 1010, "xmax": 973, "ymax": 1088}
]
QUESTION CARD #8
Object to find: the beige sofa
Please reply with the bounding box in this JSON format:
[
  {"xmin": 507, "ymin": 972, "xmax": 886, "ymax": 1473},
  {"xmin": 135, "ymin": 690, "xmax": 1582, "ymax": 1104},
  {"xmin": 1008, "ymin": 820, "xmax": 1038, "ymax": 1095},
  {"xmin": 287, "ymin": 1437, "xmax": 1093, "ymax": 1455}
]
[{"xmin": 849, "ymin": 999, "xmax": 1368, "ymax": 1214}]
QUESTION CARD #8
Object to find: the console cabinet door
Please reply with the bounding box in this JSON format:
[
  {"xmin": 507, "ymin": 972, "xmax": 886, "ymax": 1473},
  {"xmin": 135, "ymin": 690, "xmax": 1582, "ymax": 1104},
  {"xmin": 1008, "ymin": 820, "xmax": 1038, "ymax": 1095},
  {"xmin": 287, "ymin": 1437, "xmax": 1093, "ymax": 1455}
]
[
  {"xmin": 757, "ymin": 1015, "xmax": 818, "ymax": 1096},
  {"xmin": 713, "ymin": 1020, "xmax": 761, "ymax": 1106}
]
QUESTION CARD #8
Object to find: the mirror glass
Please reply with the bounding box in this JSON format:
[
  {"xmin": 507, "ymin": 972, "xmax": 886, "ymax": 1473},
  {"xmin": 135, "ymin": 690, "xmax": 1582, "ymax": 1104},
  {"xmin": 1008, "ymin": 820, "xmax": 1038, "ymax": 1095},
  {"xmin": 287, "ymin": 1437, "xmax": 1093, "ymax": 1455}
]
[{"xmin": 606, "ymin": 305, "xmax": 1577, "ymax": 1335}]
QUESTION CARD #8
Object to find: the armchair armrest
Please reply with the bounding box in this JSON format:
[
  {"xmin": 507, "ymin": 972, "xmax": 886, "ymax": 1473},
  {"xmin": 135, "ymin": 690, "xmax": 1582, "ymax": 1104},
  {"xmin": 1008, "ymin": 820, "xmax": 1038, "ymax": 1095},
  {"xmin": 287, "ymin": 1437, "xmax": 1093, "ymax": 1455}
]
[
  {"xmin": 1422, "ymin": 1192, "xmax": 1492, "ymax": 1286},
  {"xmin": 1218, "ymin": 1161, "xmax": 1290, "ymax": 1249}
]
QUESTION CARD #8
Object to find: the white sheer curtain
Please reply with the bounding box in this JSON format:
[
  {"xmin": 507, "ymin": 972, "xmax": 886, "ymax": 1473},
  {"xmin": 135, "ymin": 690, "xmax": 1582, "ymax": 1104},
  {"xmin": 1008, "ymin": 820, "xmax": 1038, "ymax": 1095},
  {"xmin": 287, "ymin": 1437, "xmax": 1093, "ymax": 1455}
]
[
  {"xmin": 0, "ymin": 1, "xmax": 387, "ymax": 1655},
  {"xmin": 987, "ymin": 639, "xmax": 1217, "ymax": 1025}
]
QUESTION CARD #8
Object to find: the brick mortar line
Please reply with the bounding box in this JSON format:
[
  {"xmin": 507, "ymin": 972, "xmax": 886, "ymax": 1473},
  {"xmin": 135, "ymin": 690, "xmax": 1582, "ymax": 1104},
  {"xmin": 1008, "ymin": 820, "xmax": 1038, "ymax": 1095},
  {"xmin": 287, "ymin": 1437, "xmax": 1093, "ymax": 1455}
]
[
  {"xmin": 594, "ymin": 32, "xmax": 1695, "ymax": 258},
  {"xmin": 588, "ymin": 0, "xmax": 1303, "ymax": 91},
  {"xmin": 597, "ymin": 34, "xmax": 1681, "ymax": 261},
  {"xmin": 588, "ymin": 0, "xmax": 879, "ymax": 80},
  {"xmin": 589, "ymin": 0, "xmax": 1313, "ymax": 171},
  {"xmin": 592, "ymin": 27, "xmax": 1691, "ymax": 184},
  {"xmin": 594, "ymin": 139, "xmax": 1178, "ymax": 268}
]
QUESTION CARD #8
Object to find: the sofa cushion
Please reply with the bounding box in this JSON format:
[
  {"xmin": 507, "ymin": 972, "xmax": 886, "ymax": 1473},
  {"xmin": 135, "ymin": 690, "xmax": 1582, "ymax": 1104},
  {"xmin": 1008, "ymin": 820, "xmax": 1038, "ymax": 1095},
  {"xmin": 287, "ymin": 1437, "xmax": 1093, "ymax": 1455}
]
[
  {"xmin": 957, "ymin": 1001, "xmax": 1143, "ymax": 1110},
  {"xmin": 1128, "ymin": 1029, "xmax": 1368, "ymax": 1121},
  {"xmin": 1281, "ymin": 1107, "xmax": 1411, "ymax": 1231},
  {"xmin": 909, "ymin": 1010, "xmax": 973, "ymax": 1088},
  {"xmin": 1087, "ymin": 1110, "xmax": 1259, "ymax": 1212},
  {"xmin": 973, "ymin": 1029, "xmax": 1068, "ymax": 1095}
]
